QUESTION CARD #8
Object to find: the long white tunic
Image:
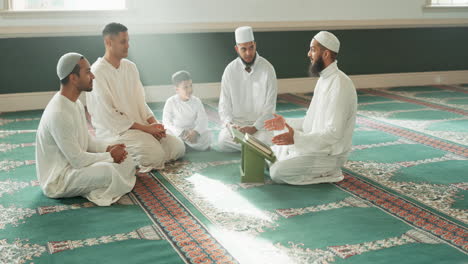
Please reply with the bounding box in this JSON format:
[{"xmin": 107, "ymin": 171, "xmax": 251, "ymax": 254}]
[
  {"xmin": 36, "ymin": 93, "xmax": 136, "ymax": 205},
  {"xmin": 162, "ymin": 95, "xmax": 212, "ymax": 151},
  {"xmin": 86, "ymin": 58, "xmax": 153, "ymax": 141},
  {"xmin": 219, "ymin": 54, "xmax": 277, "ymax": 128},
  {"xmin": 86, "ymin": 58, "xmax": 185, "ymax": 171},
  {"xmin": 217, "ymin": 54, "xmax": 277, "ymax": 151},
  {"xmin": 270, "ymin": 61, "xmax": 357, "ymax": 185}
]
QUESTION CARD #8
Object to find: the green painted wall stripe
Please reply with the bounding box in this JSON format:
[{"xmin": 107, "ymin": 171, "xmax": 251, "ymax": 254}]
[{"xmin": 2, "ymin": 27, "xmax": 468, "ymax": 94}]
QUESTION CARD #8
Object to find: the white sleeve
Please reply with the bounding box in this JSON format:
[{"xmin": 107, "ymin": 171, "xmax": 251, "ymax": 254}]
[
  {"xmin": 218, "ymin": 69, "xmax": 233, "ymax": 126},
  {"xmin": 87, "ymin": 134, "xmax": 108, "ymax": 153},
  {"xmin": 286, "ymin": 117, "xmax": 305, "ymax": 131},
  {"xmin": 133, "ymin": 64, "xmax": 155, "ymax": 122},
  {"xmin": 194, "ymin": 99, "xmax": 209, "ymax": 134},
  {"xmin": 293, "ymin": 79, "xmax": 353, "ymax": 154},
  {"xmin": 254, "ymin": 66, "xmax": 277, "ymax": 130},
  {"xmin": 162, "ymin": 99, "xmax": 184, "ymax": 136},
  {"xmin": 50, "ymin": 114, "xmax": 112, "ymax": 169},
  {"xmin": 90, "ymin": 75, "xmax": 134, "ymax": 135}
]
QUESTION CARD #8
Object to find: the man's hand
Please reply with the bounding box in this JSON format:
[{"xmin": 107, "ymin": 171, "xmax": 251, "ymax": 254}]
[
  {"xmin": 272, "ymin": 123, "xmax": 294, "ymax": 145},
  {"xmin": 227, "ymin": 122, "xmax": 240, "ymax": 129},
  {"xmin": 265, "ymin": 114, "xmax": 286, "ymax": 131},
  {"xmin": 146, "ymin": 123, "xmax": 166, "ymax": 141},
  {"xmin": 107, "ymin": 144, "xmax": 128, "ymax": 163},
  {"xmin": 239, "ymin": 126, "xmax": 257, "ymax": 135},
  {"xmin": 183, "ymin": 129, "xmax": 199, "ymax": 143},
  {"xmin": 106, "ymin": 143, "xmax": 125, "ymax": 152}
]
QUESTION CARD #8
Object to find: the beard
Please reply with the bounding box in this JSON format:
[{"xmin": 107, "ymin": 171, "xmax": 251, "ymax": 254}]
[
  {"xmin": 308, "ymin": 56, "xmax": 325, "ymax": 77},
  {"xmin": 240, "ymin": 53, "xmax": 257, "ymax": 67}
]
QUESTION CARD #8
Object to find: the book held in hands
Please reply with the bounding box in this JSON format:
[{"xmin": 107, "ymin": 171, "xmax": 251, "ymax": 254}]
[{"xmin": 244, "ymin": 133, "xmax": 273, "ymax": 156}]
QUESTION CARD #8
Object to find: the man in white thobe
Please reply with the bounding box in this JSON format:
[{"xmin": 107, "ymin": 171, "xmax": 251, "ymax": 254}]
[
  {"xmin": 163, "ymin": 71, "xmax": 212, "ymax": 151},
  {"xmin": 218, "ymin": 26, "xmax": 278, "ymax": 152},
  {"xmin": 36, "ymin": 52, "xmax": 136, "ymax": 206},
  {"xmin": 265, "ymin": 31, "xmax": 357, "ymax": 185},
  {"xmin": 86, "ymin": 23, "xmax": 185, "ymax": 172}
]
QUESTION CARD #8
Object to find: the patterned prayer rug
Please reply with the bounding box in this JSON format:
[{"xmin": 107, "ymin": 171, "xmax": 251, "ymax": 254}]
[{"xmin": 1, "ymin": 84, "xmax": 467, "ymax": 263}]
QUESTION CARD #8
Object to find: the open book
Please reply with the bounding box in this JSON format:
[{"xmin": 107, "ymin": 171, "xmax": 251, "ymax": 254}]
[
  {"xmin": 244, "ymin": 133, "xmax": 273, "ymax": 156},
  {"xmin": 228, "ymin": 124, "xmax": 274, "ymax": 157}
]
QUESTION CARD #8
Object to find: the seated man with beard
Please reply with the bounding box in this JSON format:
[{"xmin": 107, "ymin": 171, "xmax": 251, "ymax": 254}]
[
  {"xmin": 36, "ymin": 53, "xmax": 136, "ymax": 206},
  {"xmin": 264, "ymin": 31, "xmax": 357, "ymax": 185},
  {"xmin": 217, "ymin": 26, "xmax": 278, "ymax": 152}
]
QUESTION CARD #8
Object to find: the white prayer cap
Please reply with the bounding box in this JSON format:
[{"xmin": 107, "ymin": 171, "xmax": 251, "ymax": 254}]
[
  {"xmin": 235, "ymin": 26, "xmax": 254, "ymax": 44},
  {"xmin": 312, "ymin": 31, "xmax": 340, "ymax": 53},
  {"xmin": 57, "ymin": 52, "xmax": 83, "ymax": 80}
]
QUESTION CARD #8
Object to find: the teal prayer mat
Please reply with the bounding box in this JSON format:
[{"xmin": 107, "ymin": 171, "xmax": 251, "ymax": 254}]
[{"xmin": 1, "ymin": 84, "xmax": 466, "ymax": 263}]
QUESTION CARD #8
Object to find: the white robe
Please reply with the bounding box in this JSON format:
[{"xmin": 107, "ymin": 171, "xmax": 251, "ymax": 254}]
[
  {"xmin": 218, "ymin": 54, "xmax": 277, "ymax": 151},
  {"xmin": 36, "ymin": 93, "xmax": 136, "ymax": 206},
  {"xmin": 162, "ymin": 95, "xmax": 212, "ymax": 151},
  {"xmin": 270, "ymin": 61, "xmax": 357, "ymax": 185},
  {"xmin": 86, "ymin": 58, "xmax": 185, "ymax": 172}
]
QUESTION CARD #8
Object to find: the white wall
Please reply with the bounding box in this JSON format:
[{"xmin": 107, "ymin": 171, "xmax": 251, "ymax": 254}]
[
  {"xmin": 133, "ymin": 0, "xmax": 468, "ymax": 23},
  {"xmin": 0, "ymin": 0, "xmax": 467, "ymax": 29}
]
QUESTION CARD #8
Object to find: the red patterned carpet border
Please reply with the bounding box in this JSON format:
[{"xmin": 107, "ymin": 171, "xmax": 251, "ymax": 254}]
[
  {"xmin": 336, "ymin": 173, "xmax": 468, "ymax": 253},
  {"xmin": 357, "ymin": 117, "xmax": 468, "ymax": 157},
  {"xmin": 278, "ymin": 94, "xmax": 468, "ymax": 157},
  {"xmin": 132, "ymin": 173, "xmax": 238, "ymax": 264},
  {"xmin": 277, "ymin": 93, "xmax": 311, "ymax": 107}
]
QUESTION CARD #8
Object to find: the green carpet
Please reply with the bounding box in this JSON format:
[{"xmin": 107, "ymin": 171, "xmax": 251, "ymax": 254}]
[
  {"xmin": 388, "ymin": 86, "xmax": 443, "ymax": 92},
  {"xmin": 414, "ymin": 91, "xmax": 467, "ymax": 99},
  {"xmin": 0, "ymin": 84, "xmax": 467, "ymax": 263},
  {"xmin": 358, "ymin": 102, "xmax": 426, "ymax": 112},
  {"xmin": 426, "ymin": 120, "xmax": 468, "ymax": 132},
  {"xmin": 388, "ymin": 110, "xmax": 464, "ymax": 120},
  {"xmin": 447, "ymin": 98, "xmax": 468, "ymax": 105}
]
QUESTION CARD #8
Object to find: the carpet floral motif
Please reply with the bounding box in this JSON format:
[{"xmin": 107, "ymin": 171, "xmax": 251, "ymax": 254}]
[
  {"xmin": 159, "ymin": 160, "xmax": 280, "ymax": 234},
  {"xmin": 274, "ymin": 229, "xmax": 441, "ymax": 264}
]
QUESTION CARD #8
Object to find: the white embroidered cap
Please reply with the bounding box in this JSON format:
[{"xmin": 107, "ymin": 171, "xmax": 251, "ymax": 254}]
[
  {"xmin": 235, "ymin": 26, "xmax": 255, "ymax": 44},
  {"xmin": 312, "ymin": 31, "xmax": 340, "ymax": 53}
]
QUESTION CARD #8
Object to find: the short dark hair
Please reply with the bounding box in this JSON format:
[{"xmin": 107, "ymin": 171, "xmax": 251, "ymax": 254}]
[
  {"xmin": 60, "ymin": 57, "xmax": 83, "ymax": 85},
  {"xmin": 102, "ymin": 22, "xmax": 128, "ymax": 38},
  {"xmin": 172, "ymin": 71, "xmax": 192, "ymax": 86}
]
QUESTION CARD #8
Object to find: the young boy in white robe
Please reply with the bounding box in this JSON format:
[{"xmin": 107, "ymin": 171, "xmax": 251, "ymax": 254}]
[
  {"xmin": 163, "ymin": 71, "xmax": 212, "ymax": 151},
  {"xmin": 36, "ymin": 52, "xmax": 136, "ymax": 206}
]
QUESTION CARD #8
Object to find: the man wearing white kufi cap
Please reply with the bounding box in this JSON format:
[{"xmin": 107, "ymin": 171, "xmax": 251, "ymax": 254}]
[
  {"xmin": 36, "ymin": 52, "xmax": 137, "ymax": 206},
  {"xmin": 217, "ymin": 26, "xmax": 278, "ymax": 152},
  {"xmin": 265, "ymin": 31, "xmax": 357, "ymax": 185}
]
